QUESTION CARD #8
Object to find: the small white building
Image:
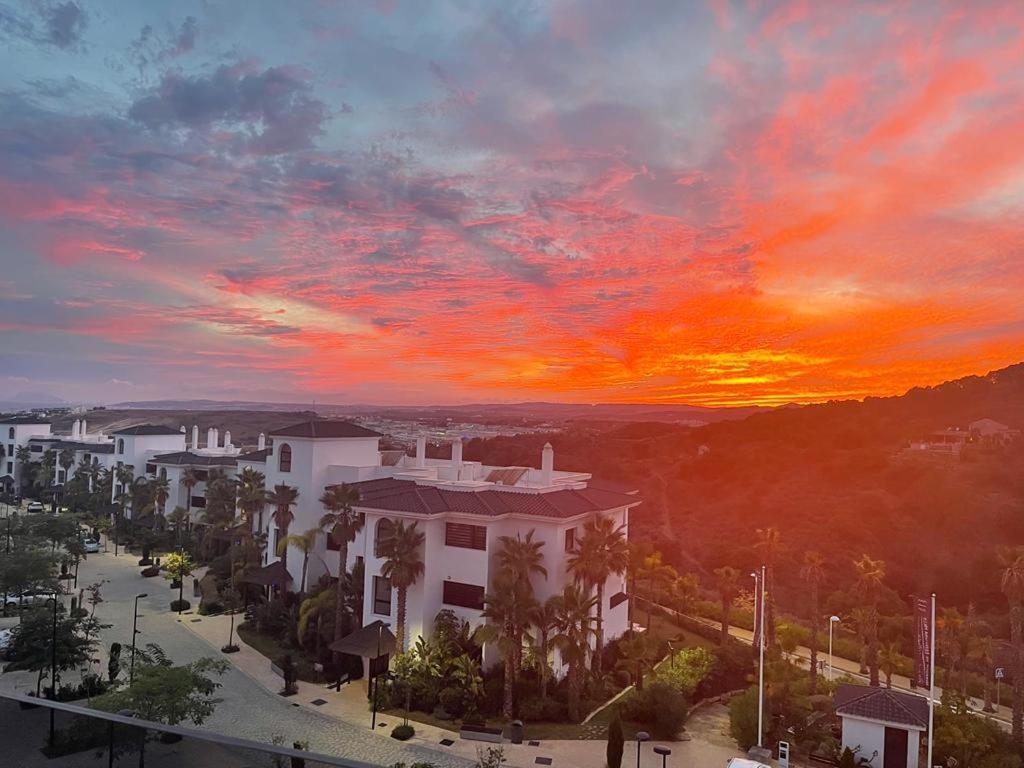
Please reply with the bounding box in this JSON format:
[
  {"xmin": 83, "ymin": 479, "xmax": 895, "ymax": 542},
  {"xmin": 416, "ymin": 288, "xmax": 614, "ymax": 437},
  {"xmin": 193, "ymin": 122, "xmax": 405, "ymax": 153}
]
[{"xmin": 835, "ymin": 684, "xmax": 928, "ymax": 768}]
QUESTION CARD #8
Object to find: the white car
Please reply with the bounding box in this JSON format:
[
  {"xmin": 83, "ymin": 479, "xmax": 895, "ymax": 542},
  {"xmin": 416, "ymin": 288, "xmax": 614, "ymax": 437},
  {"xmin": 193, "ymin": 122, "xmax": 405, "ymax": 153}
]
[
  {"xmin": 3, "ymin": 589, "xmax": 58, "ymax": 607},
  {"xmin": 726, "ymin": 760, "xmax": 770, "ymax": 768},
  {"xmin": 26, "ymin": 501, "xmax": 44, "ymax": 513},
  {"xmin": 83, "ymin": 539, "xmax": 100, "ymax": 553}
]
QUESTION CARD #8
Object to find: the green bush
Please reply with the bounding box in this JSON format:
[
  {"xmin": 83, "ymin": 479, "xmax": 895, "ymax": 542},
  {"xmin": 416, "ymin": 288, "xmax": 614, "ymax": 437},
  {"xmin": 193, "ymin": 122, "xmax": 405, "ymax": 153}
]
[
  {"xmin": 621, "ymin": 682, "xmax": 687, "ymax": 739},
  {"xmin": 391, "ymin": 724, "xmax": 415, "ymax": 741},
  {"xmin": 198, "ymin": 601, "xmax": 224, "ymax": 616},
  {"xmin": 518, "ymin": 695, "xmax": 567, "ymax": 722},
  {"xmin": 170, "ymin": 599, "xmax": 191, "ymax": 612},
  {"xmin": 728, "ymin": 686, "xmax": 759, "ymax": 751},
  {"xmin": 651, "ymin": 646, "xmax": 714, "ymax": 698}
]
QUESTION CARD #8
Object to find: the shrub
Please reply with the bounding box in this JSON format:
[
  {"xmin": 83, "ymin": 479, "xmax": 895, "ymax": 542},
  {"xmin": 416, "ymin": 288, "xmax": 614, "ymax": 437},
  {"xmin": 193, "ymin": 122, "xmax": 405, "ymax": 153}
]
[
  {"xmin": 728, "ymin": 686, "xmax": 759, "ymax": 751},
  {"xmin": 620, "ymin": 682, "xmax": 687, "ymax": 739},
  {"xmin": 198, "ymin": 601, "xmax": 224, "ymax": 616},
  {"xmin": 651, "ymin": 646, "xmax": 714, "ymax": 699},
  {"xmin": 141, "ymin": 566, "xmax": 159, "ymax": 577},
  {"xmin": 606, "ymin": 709, "xmax": 624, "ymax": 768},
  {"xmin": 518, "ymin": 696, "xmax": 567, "ymax": 722},
  {"xmin": 696, "ymin": 642, "xmax": 753, "ymax": 700},
  {"xmin": 170, "ymin": 599, "xmax": 191, "ymax": 612},
  {"xmin": 391, "ymin": 724, "xmax": 415, "ymax": 741}
]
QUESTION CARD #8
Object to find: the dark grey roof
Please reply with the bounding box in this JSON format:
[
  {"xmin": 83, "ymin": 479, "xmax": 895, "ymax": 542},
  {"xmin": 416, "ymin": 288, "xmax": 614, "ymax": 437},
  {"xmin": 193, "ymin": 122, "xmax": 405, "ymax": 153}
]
[
  {"xmin": 0, "ymin": 415, "xmax": 52, "ymax": 425},
  {"xmin": 834, "ymin": 684, "xmax": 928, "ymax": 728},
  {"xmin": 112, "ymin": 425, "xmax": 183, "ymax": 436},
  {"xmin": 269, "ymin": 420, "xmax": 382, "ymax": 439},
  {"xmin": 51, "ymin": 440, "xmax": 115, "ymax": 454},
  {"xmin": 328, "ymin": 620, "xmax": 395, "ymax": 658},
  {"xmin": 237, "ymin": 448, "xmax": 270, "ymax": 463},
  {"xmin": 151, "ymin": 451, "xmax": 239, "ymax": 467},
  {"xmin": 340, "ymin": 477, "xmax": 640, "ymax": 519}
]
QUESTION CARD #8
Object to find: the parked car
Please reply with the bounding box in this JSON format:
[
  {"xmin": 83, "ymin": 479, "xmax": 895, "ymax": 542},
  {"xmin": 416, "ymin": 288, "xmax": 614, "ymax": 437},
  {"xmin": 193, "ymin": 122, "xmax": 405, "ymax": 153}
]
[
  {"xmin": 83, "ymin": 539, "xmax": 100, "ymax": 554},
  {"xmin": 0, "ymin": 628, "xmax": 12, "ymax": 659},
  {"xmin": 26, "ymin": 501, "xmax": 44, "ymax": 513},
  {"xmin": 3, "ymin": 589, "xmax": 58, "ymax": 608}
]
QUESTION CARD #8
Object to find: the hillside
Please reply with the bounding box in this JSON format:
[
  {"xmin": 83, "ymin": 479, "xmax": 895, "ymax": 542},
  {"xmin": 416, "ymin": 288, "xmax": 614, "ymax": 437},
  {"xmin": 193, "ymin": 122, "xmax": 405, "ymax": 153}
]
[{"xmin": 464, "ymin": 363, "xmax": 1024, "ymax": 616}]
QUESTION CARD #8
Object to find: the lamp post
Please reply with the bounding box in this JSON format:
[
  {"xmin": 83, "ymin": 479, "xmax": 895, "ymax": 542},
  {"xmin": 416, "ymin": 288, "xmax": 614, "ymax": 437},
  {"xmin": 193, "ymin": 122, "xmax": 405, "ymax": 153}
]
[
  {"xmin": 370, "ymin": 622, "xmax": 389, "ymax": 730},
  {"xmin": 49, "ymin": 594, "xmax": 59, "ymax": 745},
  {"xmin": 635, "ymin": 730, "xmax": 650, "ymax": 768},
  {"xmin": 653, "ymin": 745, "xmax": 671, "ymax": 768},
  {"xmin": 130, "ymin": 593, "xmax": 147, "ymax": 685},
  {"xmin": 828, "ymin": 616, "xmax": 841, "ymax": 682},
  {"xmin": 751, "ymin": 568, "xmax": 765, "ymax": 748},
  {"xmin": 177, "ymin": 547, "xmax": 185, "ymax": 615}
]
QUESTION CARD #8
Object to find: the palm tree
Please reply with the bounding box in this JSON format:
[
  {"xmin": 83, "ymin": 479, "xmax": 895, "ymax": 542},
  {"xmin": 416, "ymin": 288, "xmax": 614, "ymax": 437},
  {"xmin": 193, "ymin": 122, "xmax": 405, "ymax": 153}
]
[
  {"xmin": 150, "ymin": 475, "xmax": 170, "ymax": 518},
  {"xmin": 973, "ymin": 633, "xmax": 997, "ymax": 713},
  {"xmin": 937, "ymin": 606, "xmax": 965, "ymax": 690},
  {"xmin": 168, "ymin": 505, "xmax": 189, "ymax": 546},
  {"xmin": 495, "ymin": 530, "xmax": 547, "ymax": 684},
  {"xmin": 179, "ymin": 468, "xmax": 200, "ymax": 519},
  {"xmin": 527, "ymin": 595, "xmax": 561, "ymax": 701},
  {"xmin": 800, "ymin": 551, "xmax": 826, "ymax": 693},
  {"xmin": 237, "ymin": 467, "xmax": 267, "ymax": 530},
  {"xmin": 277, "ymin": 527, "xmax": 319, "ymax": 593},
  {"xmin": 755, "ymin": 527, "xmax": 781, "ymax": 649},
  {"xmin": 852, "ymin": 554, "xmax": 886, "ymax": 687},
  {"xmin": 637, "ymin": 550, "xmax": 676, "ymax": 629},
  {"xmin": 15, "ymin": 445, "xmax": 31, "ymax": 492},
  {"xmin": 615, "ymin": 632, "xmax": 655, "ymax": 691},
  {"xmin": 266, "ymin": 484, "xmax": 299, "ymax": 585},
  {"xmin": 879, "ymin": 642, "xmax": 901, "ymax": 689},
  {"xmin": 999, "ymin": 545, "xmax": 1024, "ymax": 743},
  {"xmin": 57, "ymin": 447, "xmax": 75, "ymax": 485},
  {"xmin": 479, "ymin": 575, "xmax": 523, "ymax": 718},
  {"xmin": 567, "ymin": 516, "xmax": 627, "ymax": 675},
  {"xmin": 298, "ymin": 589, "xmax": 335, "ymax": 656},
  {"xmin": 319, "ymin": 484, "xmax": 363, "ymax": 659},
  {"xmin": 713, "ymin": 566, "xmax": 741, "ymax": 646},
  {"xmin": 39, "ymin": 449, "xmax": 56, "ymax": 488},
  {"xmin": 552, "ymin": 583, "xmax": 597, "ymax": 722},
  {"xmin": 378, "ymin": 520, "xmax": 425, "ymax": 654}
]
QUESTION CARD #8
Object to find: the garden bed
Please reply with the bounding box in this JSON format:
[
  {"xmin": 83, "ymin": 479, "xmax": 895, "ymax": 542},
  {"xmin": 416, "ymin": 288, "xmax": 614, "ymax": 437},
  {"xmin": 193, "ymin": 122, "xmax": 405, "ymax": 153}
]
[{"xmin": 235, "ymin": 625, "xmax": 321, "ymax": 683}]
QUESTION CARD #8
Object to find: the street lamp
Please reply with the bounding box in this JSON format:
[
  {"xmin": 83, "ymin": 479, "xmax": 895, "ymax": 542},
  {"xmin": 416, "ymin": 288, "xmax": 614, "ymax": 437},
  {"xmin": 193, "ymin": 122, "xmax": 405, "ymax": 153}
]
[
  {"xmin": 653, "ymin": 745, "xmax": 671, "ymax": 768},
  {"xmin": 751, "ymin": 568, "xmax": 765, "ymax": 748},
  {"xmin": 635, "ymin": 730, "xmax": 650, "ymax": 768},
  {"xmin": 829, "ymin": 616, "xmax": 841, "ymax": 682},
  {"xmin": 49, "ymin": 594, "xmax": 59, "ymax": 746},
  {"xmin": 129, "ymin": 594, "xmax": 148, "ymax": 685}
]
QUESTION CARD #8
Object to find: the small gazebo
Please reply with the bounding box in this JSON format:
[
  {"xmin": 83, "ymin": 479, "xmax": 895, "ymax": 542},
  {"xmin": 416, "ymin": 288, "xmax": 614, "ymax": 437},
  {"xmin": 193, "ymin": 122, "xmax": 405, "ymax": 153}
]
[
  {"xmin": 329, "ymin": 620, "xmax": 395, "ymax": 690},
  {"xmin": 240, "ymin": 560, "xmax": 293, "ymax": 601}
]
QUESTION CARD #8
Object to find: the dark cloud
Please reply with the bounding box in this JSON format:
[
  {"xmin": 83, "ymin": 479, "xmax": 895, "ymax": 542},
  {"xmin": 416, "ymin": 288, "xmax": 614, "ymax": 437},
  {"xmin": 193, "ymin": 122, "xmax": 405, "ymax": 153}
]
[
  {"xmin": 129, "ymin": 64, "xmax": 326, "ymax": 154},
  {"xmin": 172, "ymin": 16, "xmax": 198, "ymax": 55},
  {"xmin": 45, "ymin": 1, "xmax": 86, "ymax": 49}
]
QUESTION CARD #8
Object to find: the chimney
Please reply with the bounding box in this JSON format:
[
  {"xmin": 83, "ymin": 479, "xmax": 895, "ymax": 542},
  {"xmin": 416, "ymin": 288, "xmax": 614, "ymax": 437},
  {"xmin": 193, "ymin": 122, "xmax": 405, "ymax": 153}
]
[
  {"xmin": 541, "ymin": 442, "xmax": 554, "ymax": 486},
  {"xmin": 191, "ymin": 425, "xmax": 199, "ymax": 449},
  {"xmin": 211, "ymin": 427, "xmax": 220, "ymax": 448},
  {"xmin": 80, "ymin": 419, "xmax": 87, "ymax": 437},
  {"xmin": 451, "ymin": 438, "xmax": 463, "ymax": 472},
  {"xmin": 416, "ymin": 436, "xmax": 426, "ymax": 468},
  {"xmin": 71, "ymin": 420, "xmax": 80, "ymax": 439},
  {"xmin": 206, "ymin": 427, "xmax": 215, "ymax": 448},
  {"xmin": 223, "ymin": 430, "xmax": 232, "ymax": 449},
  {"xmin": 257, "ymin": 433, "xmax": 266, "ymax": 450}
]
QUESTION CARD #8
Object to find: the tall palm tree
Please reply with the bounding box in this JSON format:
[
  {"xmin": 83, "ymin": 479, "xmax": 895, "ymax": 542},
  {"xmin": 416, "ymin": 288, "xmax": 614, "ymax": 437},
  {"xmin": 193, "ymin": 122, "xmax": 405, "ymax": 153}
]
[
  {"xmin": 237, "ymin": 467, "xmax": 267, "ymax": 531},
  {"xmin": 150, "ymin": 475, "xmax": 170, "ymax": 517},
  {"xmin": 755, "ymin": 527, "xmax": 781, "ymax": 649},
  {"xmin": 57, "ymin": 448, "xmax": 75, "ymax": 485},
  {"xmin": 168, "ymin": 505, "xmax": 189, "ymax": 546},
  {"xmin": 553, "ymin": 583, "xmax": 598, "ymax": 722},
  {"xmin": 15, "ymin": 445, "xmax": 31, "ymax": 491},
  {"xmin": 479, "ymin": 574, "xmax": 524, "ymax": 718},
  {"xmin": 495, "ymin": 530, "xmax": 547, "ymax": 684},
  {"xmin": 713, "ymin": 565, "xmax": 741, "ymax": 646},
  {"xmin": 973, "ymin": 633, "xmax": 997, "ymax": 713},
  {"xmin": 852, "ymin": 554, "xmax": 886, "ymax": 687},
  {"xmin": 567, "ymin": 516, "xmax": 627, "ymax": 675},
  {"xmin": 266, "ymin": 484, "xmax": 299, "ymax": 585},
  {"xmin": 879, "ymin": 642, "xmax": 901, "ymax": 689},
  {"xmin": 277, "ymin": 527, "xmax": 319, "ymax": 593},
  {"xmin": 378, "ymin": 520, "xmax": 425, "ymax": 653},
  {"xmin": 937, "ymin": 606, "xmax": 965, "ymax": 690},
  {"xmin": 319, "ymin": 484, "xmax": 363, "ymax": 660},
  {"xmin": 39, "ymin": 449, "xmax": 56, "ymax": 488},
  {"xmin": 999, "ymin": 545, "xmax": 1024, "ymax": 743},
  {"xmin": 179, "ymin": 468, "xmax": 200, "ymax": 519},
  {"xmin": 800, "ymin": 551, "xmax": 826, "ymax": 693},
  {"xmin": 527, "ymin": 595, "xmax": 561, "ymax": 701},
  {"xmin": 636, "ymin": 550, "xmax": 676, "ymax": 629}
]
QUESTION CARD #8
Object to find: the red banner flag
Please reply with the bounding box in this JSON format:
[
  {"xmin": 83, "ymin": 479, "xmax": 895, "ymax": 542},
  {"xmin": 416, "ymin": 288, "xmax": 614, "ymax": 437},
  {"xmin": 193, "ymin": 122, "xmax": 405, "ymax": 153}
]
[{"xmin": 912, "ymin": 595, "xmax": 931, "ymax": 689}]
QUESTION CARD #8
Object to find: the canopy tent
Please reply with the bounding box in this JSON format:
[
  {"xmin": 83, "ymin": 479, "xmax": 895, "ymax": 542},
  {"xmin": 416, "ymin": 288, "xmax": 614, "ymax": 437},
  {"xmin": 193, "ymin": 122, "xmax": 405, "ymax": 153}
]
[{"xmin": 328, "ymin": 620, "xmax": 395, "ymax": 659}]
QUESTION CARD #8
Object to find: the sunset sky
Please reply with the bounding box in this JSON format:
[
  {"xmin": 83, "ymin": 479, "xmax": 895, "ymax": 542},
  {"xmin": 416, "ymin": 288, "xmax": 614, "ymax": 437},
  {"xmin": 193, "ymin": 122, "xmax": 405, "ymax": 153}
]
[{"xmin": 1, "ymin": 1, "xmax": 1022, "ymax": 407}]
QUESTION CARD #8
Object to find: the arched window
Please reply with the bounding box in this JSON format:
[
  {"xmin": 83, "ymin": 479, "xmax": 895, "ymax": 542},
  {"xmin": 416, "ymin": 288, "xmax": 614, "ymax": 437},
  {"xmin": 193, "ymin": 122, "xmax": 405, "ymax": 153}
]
[
  {"xmin": 117, "ymin": 439, "xmax": 125, "ymax": 454},
  {"xmin": 278, "ymin": 443, "xmax": 292, "ymax": 472},
  {"xmin": 374, "ymin": 518, "xmax": 394, "ymax": 558}
]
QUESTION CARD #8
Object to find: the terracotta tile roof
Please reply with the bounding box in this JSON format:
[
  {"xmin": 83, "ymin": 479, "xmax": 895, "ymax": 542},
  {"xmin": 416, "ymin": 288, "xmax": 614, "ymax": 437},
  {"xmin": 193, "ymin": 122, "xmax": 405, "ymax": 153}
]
[
  {"xmin": 342, "ymin": 477, "xmax": 640, "ymax": 519},
  {"xmin": 268, "ymin": 420, "xmax": 382, "ymax": 439},
  {"xmin": 834, "ymin": 684, "xmax": 928, "ymax": 728}
]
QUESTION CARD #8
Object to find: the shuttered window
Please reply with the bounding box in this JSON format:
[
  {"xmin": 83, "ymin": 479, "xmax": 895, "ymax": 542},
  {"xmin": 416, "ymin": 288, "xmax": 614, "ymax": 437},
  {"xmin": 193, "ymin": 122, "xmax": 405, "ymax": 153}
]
[
  {"xmin": 442, "ymin": 580, "xmax": 485, "ymax": 610},
  {"xmin": 374, "ymin": 576, "xmax": 392, "ymax": 616},
  {"xmin": 445, "ymin": 522, "xmax": 486, "ymax": 551}
]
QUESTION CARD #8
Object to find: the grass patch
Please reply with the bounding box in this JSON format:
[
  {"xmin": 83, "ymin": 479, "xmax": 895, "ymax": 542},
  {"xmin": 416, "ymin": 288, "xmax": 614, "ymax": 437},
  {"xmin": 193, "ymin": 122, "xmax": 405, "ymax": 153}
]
[{"xmin": 235, "ymin": 625, "xmax": 321, "ymax": 683}]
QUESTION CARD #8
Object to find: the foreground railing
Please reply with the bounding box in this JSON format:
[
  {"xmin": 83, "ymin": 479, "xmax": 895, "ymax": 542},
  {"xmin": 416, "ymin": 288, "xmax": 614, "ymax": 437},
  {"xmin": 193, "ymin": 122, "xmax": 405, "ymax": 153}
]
[{"xmin": 0, "ymin": 690, "xmax": 381, "ymax": 768}]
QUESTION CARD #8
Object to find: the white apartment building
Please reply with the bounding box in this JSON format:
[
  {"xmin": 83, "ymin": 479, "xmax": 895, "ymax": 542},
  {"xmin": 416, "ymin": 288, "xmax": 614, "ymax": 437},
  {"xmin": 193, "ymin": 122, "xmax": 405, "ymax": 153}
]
[{"xmin": 1, "ymin": 415, "xmax": 641, "ymax": 670}]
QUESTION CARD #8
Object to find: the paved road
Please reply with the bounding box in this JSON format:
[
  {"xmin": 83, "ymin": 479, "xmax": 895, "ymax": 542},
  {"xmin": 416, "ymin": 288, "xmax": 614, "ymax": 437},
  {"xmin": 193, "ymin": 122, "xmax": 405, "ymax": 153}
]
[{"xmin": 3, "ymin": 548, "xmax": 472, "ymax": 768}]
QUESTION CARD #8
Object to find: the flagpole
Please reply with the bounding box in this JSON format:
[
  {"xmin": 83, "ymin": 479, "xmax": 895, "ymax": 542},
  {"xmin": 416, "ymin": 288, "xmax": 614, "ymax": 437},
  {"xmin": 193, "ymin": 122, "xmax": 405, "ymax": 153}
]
[
  {"xmin": 757, "ymin": 564, "xmax": 765, "ymax": 748},
  {"xmin": 927, "ymin": 592, "xmax": 936, "ymax": 768}
]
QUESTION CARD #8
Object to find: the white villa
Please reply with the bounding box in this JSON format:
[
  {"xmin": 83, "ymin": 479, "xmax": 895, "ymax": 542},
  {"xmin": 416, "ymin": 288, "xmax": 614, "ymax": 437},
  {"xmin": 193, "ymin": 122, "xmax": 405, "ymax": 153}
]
[{"xmin": 0, "ymin": 414, "xmax": 641, "ymax": 669}]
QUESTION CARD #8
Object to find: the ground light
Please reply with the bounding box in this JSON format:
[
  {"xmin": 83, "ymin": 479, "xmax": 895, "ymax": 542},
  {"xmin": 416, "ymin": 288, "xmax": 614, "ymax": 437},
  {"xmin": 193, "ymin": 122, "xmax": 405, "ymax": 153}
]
[
  {"xmin": 653, "ymin": 744, "xmax": 671, "ymax": 768},
  {"xmin": 635, "ymin": 730, "xmax": 650, "ymax": 768}
]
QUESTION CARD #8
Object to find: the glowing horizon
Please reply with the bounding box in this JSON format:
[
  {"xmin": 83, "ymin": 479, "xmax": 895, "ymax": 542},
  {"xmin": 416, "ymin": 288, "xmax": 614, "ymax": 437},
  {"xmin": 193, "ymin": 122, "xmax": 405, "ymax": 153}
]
[{"xmin": 1, "ymin": 1, "xmax": 1022, "ymax": 407}]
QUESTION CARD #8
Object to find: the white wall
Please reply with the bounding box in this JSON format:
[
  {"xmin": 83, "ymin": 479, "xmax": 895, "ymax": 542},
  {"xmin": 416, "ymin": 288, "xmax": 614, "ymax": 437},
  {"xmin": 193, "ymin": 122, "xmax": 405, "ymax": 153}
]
[{"xmin": 841, "ymin": 715, "xmax": 920, "ymax": 768}]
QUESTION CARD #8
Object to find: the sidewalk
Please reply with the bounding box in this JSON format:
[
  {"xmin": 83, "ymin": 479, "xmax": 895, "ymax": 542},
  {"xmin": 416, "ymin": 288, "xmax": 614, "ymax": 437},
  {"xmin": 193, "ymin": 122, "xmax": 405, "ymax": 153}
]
[{"xmin": 180, "ymin": 609, "xmax": 743, "ymax": 768}]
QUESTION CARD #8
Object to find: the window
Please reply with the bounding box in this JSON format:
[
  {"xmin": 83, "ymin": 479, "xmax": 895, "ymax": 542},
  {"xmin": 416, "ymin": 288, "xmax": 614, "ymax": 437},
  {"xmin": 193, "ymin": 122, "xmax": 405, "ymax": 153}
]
[
  {"xmin": 374, "ymin": 518, "xmax": 394, "ymax": 558},
  {"xmin": 7, "ymin": 427, "xmax": 13, "ymax": 439},
  {"xmin": 159, "ymin": 467, "xmax": 167, "ymax": 479},
  {"xmin": 30, "ymin": 445, "xmax": 42, "ymax": 453},
  {"xmin": 326, "ymin": 530, "xmax": 340, "ymax": 552},
  {"xmin": 58, "ymin": 470, "xmax": 66, "ymax": 483},
  {"xmin": 278, "ymin": 443, "xmax": 292, "ymax": 473},
  {"xmin": 117, "ymin": 439, "xmax": 124, "ymax": 454},
  {"xmin": 564, "ymin": 527, "xmax": 576, "ymax": 552},
  {"xmin": 83, "ymin": 453, "xmax": 91, "ymax": 463},
  {"xmin": 7, "ymin": 444, "xmax": 12, "ymax": 457},
  {"xmin": 445, "ymin": 522, "xmax": 487, "ymax": 550},
  {"xmin": 442, "ymin": 580, "xmax": 485, "ymax": 610},
  {"xmin": 145, "ymin": 463, "xmax": 156, "ymax": 474},
  {"xmin": 5, "ymin": 462, "xmax": 11, "ymax": 474},
  {"xmin": 194, "ymin": 469, "xmax": 208, "ymax": 481},
  {"xmin": 273, "ymin": 527, "xmax": 281, "ymax": 555},
  {"xmin": 191, "ymin": 495, "xmax": 206, "ymax": 508},
  {"xmin": 373, "ymin": 576, "xmax": 392, "ymax": 616}
]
